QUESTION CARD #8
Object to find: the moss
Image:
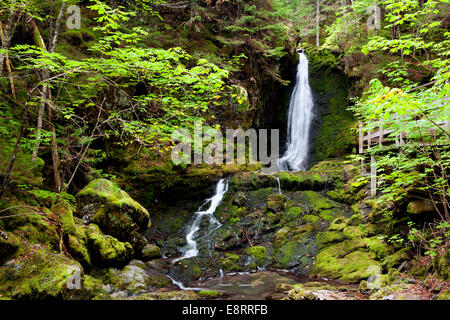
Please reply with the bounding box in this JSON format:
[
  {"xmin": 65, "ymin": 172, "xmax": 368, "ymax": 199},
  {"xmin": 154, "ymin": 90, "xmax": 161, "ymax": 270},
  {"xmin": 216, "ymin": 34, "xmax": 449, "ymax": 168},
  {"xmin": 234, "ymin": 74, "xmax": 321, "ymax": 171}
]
[
  {"xmin": 51, "ymin": 200, "xmax": 76, "ymax": 236},
  {"xmin": 284, "ymin": 207, "xmax": 302, "ymax": 222},
  {"xmin": 313, "ymin": 239, "xmax": 379, "ymax": 283},
  {"xmin": 437, "ymin": 288, "xmax": 450, "ymax": 300},
  {"xmin": 328, "ymin": 217, "xmax": 348, "ymax": 231},
  {"xmin": 316, "ymin": 231, "xmax": 345, "ymax": 248},
  {"xmin": 0, "ymin": 231, "xmax": 21, "ymax": 263},
  {"xmin": 434, "ymin": 250, "xmax": 449, "ymax": 281},
  {"xmin": 365, "ymin": 237, "xmax": 392, "ymax": 260},
  {"xmin": 0, "ymin": 246, "xmax": 84, "ymax": 299},
  {"xmin": 76, "ymin": 179, "xmax": 150, "ymax": 246},
  {"xmin": 84, "ymin": 224, "xmax": 133, "ymax": 266},
  {"xmin": 342, "ymin": 226, "xmax": 365, "ymax": 239},
  {"xmin": 318, "ymin": 209, "xmax": 340, "ymax": 221},
  {"xmin": 197, "ymin": 290, "xmax": 222, "ymax": 299},
  {"xmin": 245, "ymin": 246, "xmax": 268, "ymax": 266},
  {"xmin": 132, "ymin": 290, "xmax": 198, "ymax": 300},
  {"xmin": 67, "ymin": 233, "xmax": 91, "ymax": 268},
  {"xmin": 15, "ymin": 213, "xmax": 60, "ymax": 250},
  {"xmin": 382, "ymin": 248, "xmax": 411, "ymax": 269},
  {"xmin": 303, "ymin": 191, "xmax": 334, "ymax": 212},
  {"xmin": 273, "ymin": 228, "xmax": 289, "ymax": 250},
  {"xmin": 347, "ymin": 213, "xmax": 364, "ymax": 226},
  {"xmin": 141, "ymin": 244, "xmax": 162, "ymax": 260},
  {"xmin": 277, "ymin": 171, "xmax": 328, "ymax": 191},
  {"xmin": 299, "ymin": 214, "xmax": 320, "ymax": 225}
]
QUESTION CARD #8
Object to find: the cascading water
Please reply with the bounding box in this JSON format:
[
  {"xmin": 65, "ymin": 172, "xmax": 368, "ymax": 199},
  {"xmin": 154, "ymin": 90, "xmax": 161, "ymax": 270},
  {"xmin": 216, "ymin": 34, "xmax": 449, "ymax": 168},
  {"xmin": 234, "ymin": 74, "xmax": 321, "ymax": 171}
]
[
  {"xmin": 276, "ymin": 177, "xmax": 282, "ymax": 194},
  {"xmin": 279, "ymin": 52, "xmax": 315, "ymax": 172},
  {"xmin": 173, "ymin": 179, "xmax": 229, "ymax": 263}
]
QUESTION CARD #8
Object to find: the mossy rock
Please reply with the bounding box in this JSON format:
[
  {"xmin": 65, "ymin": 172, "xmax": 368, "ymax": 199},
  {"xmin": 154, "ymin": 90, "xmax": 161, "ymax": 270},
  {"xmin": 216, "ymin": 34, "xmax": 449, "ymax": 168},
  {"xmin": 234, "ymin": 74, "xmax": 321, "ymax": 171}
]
[
  {"xmin": 0, "ymin": 246, "xmax": 86, "ymax": 299},
  {"xmin": 219, "ymin": 252, "xmax": 242, "ymax": 272},
  {"xmin": 0, "ymin": 231, "xmax": 21, "ymax": 263},
  {"xmin": 299, "ymin": 214, "xmax": 320, "ymax": 226},
  {"xmin": 84, "ymin": 224, "xmax": 133, "ymax": 266},
  {"xmin": 197, "ymin": 290, "xmax": 222, "ymax": 299},
  {"xmin": 313, "ymin": 239, "xmax": 380, "ymax": 283},
  {"xmin": 141, "ymin": 244, "xmax": 162, "ymax": 261},
  {"xmin": 316, "ymin": 231, "xmax": 345, "ymax": 248},
  {"xmin": 342, "ymin": 226, "xmax": 364, "ymax": 239},
  {"xmin": 76, "ymin": 179, "xmax": 150, "ymax": 246},
  {"xmin": 382, "ymin": 248, "xmax": 411, "ymax": 270},
  {"xmin": 245, "ymin": 246, "xmax": 268, "ymax": 266},
  {"xmin": 328, "ymin": 217, "xmax": 348, "ymax": 231},
  {"xmin": 284, "ymin": 207, "xmax": 302, "ymax": 222},
  {"xmin": 51, "ymin": 200, "xmax": 76, "ymax": 236},
  {"xmin": 15, "ymin": 212, "xmax": 60, "ymax": 251},
  {"xmin": 277, "ymin": 171, "xmax": 328, "ymax": 191},
  {"xmin": 132, "ymin": 290, "xmax": 198, "ymax": 300},
  {"xmin": 114, "ymin": 260, "xmax": 171, "ymax": 293},
  {"xmin": 364, "ymin": 237, "xmax": 392, "ymax": 260},
  {"xmin": 266, "ymin": 194, "xmax": 285, "ymax": 212},
  {"xmin": 66, "ymin": 232, "xmax": 91, "ymax": 268},
  {"xmin": 434, "ymin": 250, "xmax": 449, "ymax": 281}
]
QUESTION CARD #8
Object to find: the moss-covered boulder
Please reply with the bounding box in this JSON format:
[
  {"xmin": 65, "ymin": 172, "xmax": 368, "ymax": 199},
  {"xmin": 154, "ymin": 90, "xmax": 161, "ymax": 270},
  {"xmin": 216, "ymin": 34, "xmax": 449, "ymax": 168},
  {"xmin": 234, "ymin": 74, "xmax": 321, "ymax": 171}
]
[
  {"xmin": 197, "ymin": 290, "xmax": 222, "ymax": 299},
  {"xmin": 0, "ymin": 246, "xmax": 84, "ymax": 299},
  {"xmin": 245, "ymin": 246, "xmax": 268, "ymax": 266},
  {"xmin": 407, "ymin": 200, "xmax": 435, "ymax": 215},
  {"xmin": 51, "ymin": 200, "xmax": 76, "ymax": 236},
  {"xmin": 76, "ymin": 179, "xmax": 150, "ymax": 247},
  {"xmin": 313, "ymin": 239, "xmax": 381, "ymax": 283},
  {"xmin": 84, "ymin": 224, "xmax": 133, "ymax": 266},
  {"xmin": 114, "ymin": 260, "xmax": 171, "ymax": 293},
  {"xmin": 141, "ymin": 244, "xmax": 162, "ymax": 260},
  {"xmin": 0, "ymin": 231, "xmax": 21, "ymax": 263}
]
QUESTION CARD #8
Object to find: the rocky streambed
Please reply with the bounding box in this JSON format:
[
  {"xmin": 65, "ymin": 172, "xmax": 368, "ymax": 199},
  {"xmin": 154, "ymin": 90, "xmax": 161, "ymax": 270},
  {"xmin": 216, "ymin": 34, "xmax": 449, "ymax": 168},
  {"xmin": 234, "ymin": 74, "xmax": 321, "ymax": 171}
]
[{"xmin": 0, "ymin": 160, "xmax": 448, "ymax": 300}]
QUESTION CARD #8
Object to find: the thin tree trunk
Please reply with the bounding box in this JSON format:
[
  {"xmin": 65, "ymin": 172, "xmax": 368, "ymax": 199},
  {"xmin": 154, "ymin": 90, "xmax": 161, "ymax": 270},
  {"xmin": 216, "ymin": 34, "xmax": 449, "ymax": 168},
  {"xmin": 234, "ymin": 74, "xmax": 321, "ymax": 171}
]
[
  {"xmin": 30, "ymin": 2, "xmax": 65, "ymax": 168},
  {"xmin": 0, "ymin": 22, "xmax": 15, "ymax": 98},
  {"xmin": 316, "ymin": 0, "xmax": 320, "ymax": 47},
  {"xmin": 0, "ymin": 102, "xmax": 28, "ymax": 200},
  {"xmin": 29, "ymin": 18, "xmax": 48, "ymax": 162}
]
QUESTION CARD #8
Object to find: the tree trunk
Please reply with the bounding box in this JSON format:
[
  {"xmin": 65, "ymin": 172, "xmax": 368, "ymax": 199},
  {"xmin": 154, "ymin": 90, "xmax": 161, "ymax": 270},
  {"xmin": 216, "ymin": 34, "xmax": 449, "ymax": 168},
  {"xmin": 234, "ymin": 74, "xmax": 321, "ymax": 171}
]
[
  {"xmin": 29, "ymin": 1, "xmax": 65, "ymax": 174},
  {"xmin": 0, "ymin": 101, "xmax": 28, "ymax": 200},
  {"xmin": 316, "ymin": 0, "xmax": 320, "ymax": 47}
]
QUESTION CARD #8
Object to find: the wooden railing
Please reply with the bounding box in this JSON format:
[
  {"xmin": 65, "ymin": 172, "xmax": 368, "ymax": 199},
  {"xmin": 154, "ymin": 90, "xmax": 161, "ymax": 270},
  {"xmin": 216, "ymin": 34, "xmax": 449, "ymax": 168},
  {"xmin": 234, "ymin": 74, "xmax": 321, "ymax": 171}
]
[{"xmin": 358, "ymin": 119, "xmax": 449, "ymax": 197}]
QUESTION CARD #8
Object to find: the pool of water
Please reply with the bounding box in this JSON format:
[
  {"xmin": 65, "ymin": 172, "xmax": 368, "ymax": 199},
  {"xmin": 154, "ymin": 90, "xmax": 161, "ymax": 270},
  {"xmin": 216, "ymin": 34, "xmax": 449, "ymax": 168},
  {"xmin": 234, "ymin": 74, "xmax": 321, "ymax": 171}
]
[{"xmin": 184, "ymin": 269, "xmax": 361, "ymax": 300}]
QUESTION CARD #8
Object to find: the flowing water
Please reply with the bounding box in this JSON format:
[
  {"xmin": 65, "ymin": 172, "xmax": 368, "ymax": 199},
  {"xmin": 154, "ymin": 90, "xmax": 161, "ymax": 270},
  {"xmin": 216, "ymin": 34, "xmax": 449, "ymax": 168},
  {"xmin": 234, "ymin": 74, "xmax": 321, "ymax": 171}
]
[
  {"xmin": 279, "ymin": 52, "xmax": 315, "ymax": 172},
  {"xmin": 173, "ymin": 179, "xmax": 229, "ymax": 263},
  {"xmin": 276, "ymin": 177, "xmax": 282, "ymax": 194}
]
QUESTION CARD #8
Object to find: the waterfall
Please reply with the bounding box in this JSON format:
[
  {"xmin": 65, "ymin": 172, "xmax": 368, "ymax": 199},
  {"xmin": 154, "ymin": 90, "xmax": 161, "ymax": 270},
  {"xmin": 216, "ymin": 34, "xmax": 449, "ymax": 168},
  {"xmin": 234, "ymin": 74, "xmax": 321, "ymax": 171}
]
[
  {"xmin": 276, "ymin": 177, "xmax": 282, "ymax": 194},
  {"xmin": 173, "ymin": 179, "xmax": 229, "ymax": 263},
  {"xmin": 279, "ymin": 52, "xmax": 314, "ymax": 172}
]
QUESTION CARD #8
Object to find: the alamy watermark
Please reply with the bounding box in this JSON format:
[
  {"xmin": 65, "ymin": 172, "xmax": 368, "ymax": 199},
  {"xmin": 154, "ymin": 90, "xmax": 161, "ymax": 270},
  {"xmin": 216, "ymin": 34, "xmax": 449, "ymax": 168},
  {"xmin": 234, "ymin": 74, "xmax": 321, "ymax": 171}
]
[{"xmin": 66, "ymin": 5, "xmax": 81, "ymax": 30}]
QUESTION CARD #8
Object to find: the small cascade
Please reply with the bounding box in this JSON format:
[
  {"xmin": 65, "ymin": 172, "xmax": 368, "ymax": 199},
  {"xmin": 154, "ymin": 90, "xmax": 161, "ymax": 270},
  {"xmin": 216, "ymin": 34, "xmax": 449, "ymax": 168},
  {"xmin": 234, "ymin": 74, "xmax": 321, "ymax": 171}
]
[
  {"xmin": 279, "ymin": 52, "xmax": 315, "ymax": 172},
  {"xmin": 173, "ymin": 179, "xmax": 229, "ymax": 263},
  {"xmin": 276, "ymin": 177, "xmax": 282, "ymax": 194}
]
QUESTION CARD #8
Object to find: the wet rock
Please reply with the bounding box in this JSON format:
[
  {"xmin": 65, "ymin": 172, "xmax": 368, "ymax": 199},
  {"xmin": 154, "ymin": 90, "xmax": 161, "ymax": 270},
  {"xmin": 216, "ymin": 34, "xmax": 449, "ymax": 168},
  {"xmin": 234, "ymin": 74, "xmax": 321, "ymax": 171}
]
[
  {"xmin": 114, "ymin": 259, "xmax": 172, "ymax": 293},
  {"xmin": 141, "ymin": 244, "xmax": 162, "ymax": 260},
  {"xmin": 232, "ymin": 192, "xmax": 247, "ymax": 207}
]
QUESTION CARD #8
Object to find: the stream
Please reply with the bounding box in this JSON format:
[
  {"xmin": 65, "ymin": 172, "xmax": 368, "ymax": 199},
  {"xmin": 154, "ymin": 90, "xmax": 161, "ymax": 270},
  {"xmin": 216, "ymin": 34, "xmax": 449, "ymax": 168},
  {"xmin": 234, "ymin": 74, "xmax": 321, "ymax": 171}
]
[{"xmin": 158, "ymin": 52, "xmax": 360, "ymax": 300}]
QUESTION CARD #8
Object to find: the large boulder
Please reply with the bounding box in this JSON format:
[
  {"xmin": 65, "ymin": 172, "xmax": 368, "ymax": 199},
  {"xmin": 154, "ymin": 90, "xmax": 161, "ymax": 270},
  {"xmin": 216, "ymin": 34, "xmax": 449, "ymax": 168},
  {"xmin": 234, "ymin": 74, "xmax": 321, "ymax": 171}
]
[
  {"xmin": 76, "ymin": 179, "xmax": 150, "ymax": 248},
  {"xmin": 0, "ymin": 231, "xmax": 21, "ymax": 264},
  {"xmin": 113, "ymin": 260, "xmax": 172, "ymax": 294},
  {"xmin": 0, "ymin": 245, "xmax": 85, "ymax": 299},
  {"xmin": 407, "ymin": 200, "xmax": 435, "ymax": 215}
]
